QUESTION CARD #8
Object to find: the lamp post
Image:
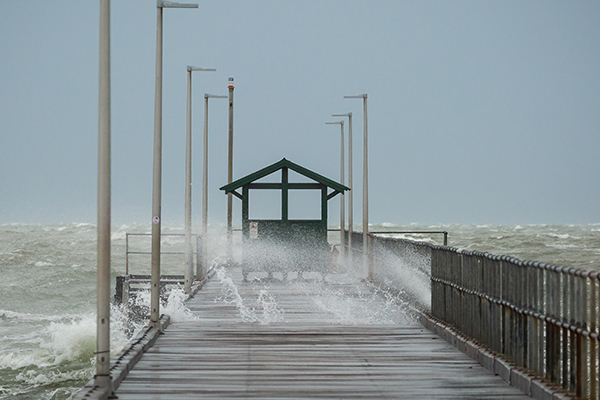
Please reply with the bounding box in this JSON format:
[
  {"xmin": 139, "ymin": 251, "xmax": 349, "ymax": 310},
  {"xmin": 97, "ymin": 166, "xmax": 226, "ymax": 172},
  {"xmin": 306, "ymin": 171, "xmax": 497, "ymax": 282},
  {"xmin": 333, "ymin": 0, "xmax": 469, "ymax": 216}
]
[
  {"xmin": 201, "ymin": 93, "xmax": 227, "ymax": 279},
  {"xmin": 326, "ymin": 120, "xmax": 345, "ymax": 260},
  {"xmin": 344, "ymin": 94, "xmax": 368, "ymax": 279},
  {"xmin": 151, "ymin": 0, "xmax": 198, "ymax": 328},
  {"xmin": 226, "ymin": 77, "xmax": 234, "ymax": 265},
  {"xmin": 96, "ymin": 0, "xmax": 112, "ymax": 394},
  {"xmin": 332, "ymin": 112, "xmax": 352, "ymax": 262},
  {"xmin": 184, "ymin": 66, "xmax": 215, "ymax": 294}
]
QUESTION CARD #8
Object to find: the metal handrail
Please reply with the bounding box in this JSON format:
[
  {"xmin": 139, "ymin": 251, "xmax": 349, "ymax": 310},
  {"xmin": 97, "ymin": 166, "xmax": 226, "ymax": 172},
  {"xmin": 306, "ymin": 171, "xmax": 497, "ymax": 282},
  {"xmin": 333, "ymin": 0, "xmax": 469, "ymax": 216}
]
[
  {"xmin": 370, "ymin": 231, "xmax": 448, "ymax": 246},
  {"xmin": 328, "ymin": 229, "xmax": 448, "ymax": 246},
  {"xmin": 360, "ymin": 234, "xmax": 599, "ymax": 399},
  {"xmin": 125, "ymin": 233, "xmax": 200, "ymax": 274}
]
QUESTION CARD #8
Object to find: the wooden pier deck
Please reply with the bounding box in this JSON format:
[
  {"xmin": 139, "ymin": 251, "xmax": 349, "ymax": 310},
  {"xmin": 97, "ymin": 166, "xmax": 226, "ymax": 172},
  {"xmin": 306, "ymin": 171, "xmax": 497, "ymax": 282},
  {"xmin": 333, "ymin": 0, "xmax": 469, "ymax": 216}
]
[{"xmin": 114, "ymin": 268, "xmax": 529, "ymax": 399}]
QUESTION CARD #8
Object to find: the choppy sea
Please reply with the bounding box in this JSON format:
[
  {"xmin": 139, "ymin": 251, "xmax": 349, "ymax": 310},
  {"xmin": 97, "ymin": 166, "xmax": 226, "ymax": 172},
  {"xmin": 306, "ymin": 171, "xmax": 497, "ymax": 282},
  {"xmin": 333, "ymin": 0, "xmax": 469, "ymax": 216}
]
[{"xmin": 0, "ymin": 222, "xmax": 598, "ymax": 399}]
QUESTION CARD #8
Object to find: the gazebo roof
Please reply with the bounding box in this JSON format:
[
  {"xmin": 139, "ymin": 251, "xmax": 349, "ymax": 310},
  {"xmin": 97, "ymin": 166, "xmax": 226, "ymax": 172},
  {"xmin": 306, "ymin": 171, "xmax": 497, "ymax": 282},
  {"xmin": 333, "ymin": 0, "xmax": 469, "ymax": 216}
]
[{"xmin": 220, "ymin": 158, "xmax": 350, "ymax": 194}]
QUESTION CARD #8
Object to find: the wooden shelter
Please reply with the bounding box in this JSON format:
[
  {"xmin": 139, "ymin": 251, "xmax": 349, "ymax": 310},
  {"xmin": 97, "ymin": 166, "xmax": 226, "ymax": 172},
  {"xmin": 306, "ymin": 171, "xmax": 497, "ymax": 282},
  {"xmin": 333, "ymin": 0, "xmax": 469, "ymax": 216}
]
[{"xmin": 220, "ymin": 158, "xmax": 349, "ymax": 277}]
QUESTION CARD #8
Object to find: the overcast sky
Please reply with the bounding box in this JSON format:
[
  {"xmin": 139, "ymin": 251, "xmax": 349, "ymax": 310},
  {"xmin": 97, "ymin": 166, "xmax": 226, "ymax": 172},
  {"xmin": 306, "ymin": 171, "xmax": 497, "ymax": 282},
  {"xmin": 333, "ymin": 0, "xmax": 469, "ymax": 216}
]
[{"xmin": 1, "ymin": 1, "xmax": 599, "ymax": 226}]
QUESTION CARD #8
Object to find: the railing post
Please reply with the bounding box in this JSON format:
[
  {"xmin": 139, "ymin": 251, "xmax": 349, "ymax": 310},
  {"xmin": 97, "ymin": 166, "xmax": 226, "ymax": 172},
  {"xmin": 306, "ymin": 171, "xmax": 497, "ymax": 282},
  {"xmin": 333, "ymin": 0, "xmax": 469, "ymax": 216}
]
[
  {"xmin": 367, "ymin": 234, "xmax": 374, "ymax": 281},
  {"xmin": 126, "ymin": 232, "xmax": 130, "ymax": 275},
  {"xmin": 575, "ymin": 271, "xmax": 587, "ymax": 398},
  {"xmin": 589, "ymin": 273, "xmax": 598, "ymax": 400}
]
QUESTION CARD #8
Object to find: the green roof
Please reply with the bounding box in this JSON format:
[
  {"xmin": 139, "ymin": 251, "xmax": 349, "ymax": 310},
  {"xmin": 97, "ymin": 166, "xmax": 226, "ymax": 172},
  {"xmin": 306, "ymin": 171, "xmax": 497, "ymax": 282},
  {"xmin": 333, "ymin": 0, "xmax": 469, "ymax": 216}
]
[{"xmin": 220, "ymin": 158, "xmax": 350, "ymax": 193}]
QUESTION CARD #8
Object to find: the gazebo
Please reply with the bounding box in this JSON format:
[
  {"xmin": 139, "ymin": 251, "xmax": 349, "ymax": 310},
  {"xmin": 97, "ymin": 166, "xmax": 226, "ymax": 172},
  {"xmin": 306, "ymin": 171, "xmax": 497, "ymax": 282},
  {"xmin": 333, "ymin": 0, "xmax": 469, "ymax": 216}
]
[{"xmin": 220, "ymin": 158, "xmax": 349, "ymax": 278}]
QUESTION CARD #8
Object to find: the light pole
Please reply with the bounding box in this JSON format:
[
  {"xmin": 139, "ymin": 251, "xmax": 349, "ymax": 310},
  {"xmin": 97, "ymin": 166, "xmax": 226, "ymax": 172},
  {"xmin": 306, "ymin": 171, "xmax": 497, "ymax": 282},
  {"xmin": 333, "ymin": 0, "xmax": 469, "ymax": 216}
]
[
  {"xmin": 184, "ymin": 66, "xmax": 215, "ymax": 294},
  {"xmin": 344, "ymin": 94, "xmax": 369, "ymax": 279},
  {"xmin": 96, "ymin": 0, "xmax": 112, "ymax": 394},
  {"xmin": 326, "ymin": 120, "xmax": 345, "ymax": 260},
  {"xmin": 332, "ymin": 112, "xmax": 352, "ymax": 261},
  {"xmin": 201, "ymin": 93, "xmax": 227, "ymax": 279},
  {"xmin": 151, "ymin": 0, "xmax": 198, "ymax": 328},
  {"xmin": 226, "ymin": 77, "xmax": 234, "ymax": 265}
]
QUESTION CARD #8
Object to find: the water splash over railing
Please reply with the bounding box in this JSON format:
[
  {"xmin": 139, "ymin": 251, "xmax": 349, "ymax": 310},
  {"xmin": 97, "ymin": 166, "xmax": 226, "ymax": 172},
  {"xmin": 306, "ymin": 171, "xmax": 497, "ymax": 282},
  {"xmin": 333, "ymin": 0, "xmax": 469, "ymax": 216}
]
[{"xmin": 360, "ymin": 232, "xmax": 600, "ymax": 400}]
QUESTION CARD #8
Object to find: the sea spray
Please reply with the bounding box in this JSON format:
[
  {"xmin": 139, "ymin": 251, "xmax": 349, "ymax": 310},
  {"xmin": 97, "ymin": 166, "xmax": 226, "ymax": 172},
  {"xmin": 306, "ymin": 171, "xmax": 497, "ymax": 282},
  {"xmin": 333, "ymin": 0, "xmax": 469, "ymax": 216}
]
[
  {"xmin": 214, "ymin": 267, "xmax": 284, "ymax": 324},
  {"xmin": 294, "ymin": 279, "xmax": 412, "ymax": 325},
  {"xmin": 1, "ymin": 223, "xmax": 597, "ymax": 399},
  {"xmin": 256, "ymin": 289, "xmax": 285, "ymax": 324}
]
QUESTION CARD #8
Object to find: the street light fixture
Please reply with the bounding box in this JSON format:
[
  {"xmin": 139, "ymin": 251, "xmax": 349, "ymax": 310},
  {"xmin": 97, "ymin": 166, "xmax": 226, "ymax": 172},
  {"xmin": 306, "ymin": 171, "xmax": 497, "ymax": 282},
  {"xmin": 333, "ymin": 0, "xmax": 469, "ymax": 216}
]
[
  {"xmin": 332, "ymin": 112, "xmax": 353, "ymax": 261},
  {"xmin": 184, "ymin": 66, "xmax": 215, "ymax": 294},
  {"xmin": 201, "ymin": 93, "xmax": 227, "ymax": 279},
  {"xmin": 151, "ymin": 0, "xmax": 198, "ymax": 328},
  {"xmin": 343, "ymin": 94, "xmax": 369, "ymax": 279},
  {"xmin": 326, "ymin": 120, "xmax": 346, "ymax": 260}
]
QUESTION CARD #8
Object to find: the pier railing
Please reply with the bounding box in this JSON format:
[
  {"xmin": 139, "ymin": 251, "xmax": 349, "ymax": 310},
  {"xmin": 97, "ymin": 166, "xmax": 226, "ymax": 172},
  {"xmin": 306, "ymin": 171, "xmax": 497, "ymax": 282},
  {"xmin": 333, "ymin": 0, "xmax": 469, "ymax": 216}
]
[
  {"xmin": 125, "ymin": 233, "xmax": 201, "ymax": 275},
  {"xmin": 360, "ymin": 234, "xmax": 600, "ymax": 400}
]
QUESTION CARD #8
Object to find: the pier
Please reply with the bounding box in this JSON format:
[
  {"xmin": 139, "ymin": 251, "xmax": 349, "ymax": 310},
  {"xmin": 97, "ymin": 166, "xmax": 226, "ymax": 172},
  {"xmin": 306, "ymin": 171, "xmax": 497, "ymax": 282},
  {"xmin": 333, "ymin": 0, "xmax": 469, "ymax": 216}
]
[
  {"xmin": 76, "ymin": 156, "xmax": 599, "ymax": 400},
  {"xmin": 75, "ymin": 230, "xmax": 599, "ymax": 399},
  {"xmin": 89, "ymin": 269, "xmax": 532, "ymax": 399}
]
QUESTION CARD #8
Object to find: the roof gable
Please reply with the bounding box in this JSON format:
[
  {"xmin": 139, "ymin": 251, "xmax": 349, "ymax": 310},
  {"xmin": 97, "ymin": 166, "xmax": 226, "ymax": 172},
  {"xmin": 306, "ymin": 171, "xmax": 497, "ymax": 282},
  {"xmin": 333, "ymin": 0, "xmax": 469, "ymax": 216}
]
[{"xmin": 220, "ymin": 158, "xmax": 349, "ymax": 193}]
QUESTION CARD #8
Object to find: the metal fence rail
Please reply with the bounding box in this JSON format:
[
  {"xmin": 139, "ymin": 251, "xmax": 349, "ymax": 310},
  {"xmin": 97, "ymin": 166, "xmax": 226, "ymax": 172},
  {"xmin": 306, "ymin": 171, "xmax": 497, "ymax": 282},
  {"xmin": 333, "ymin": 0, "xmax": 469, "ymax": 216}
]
[
  {"xmin": 125, "ymin": 233, "xmax": 202, "ymax": 275},
  {"xmin": 431, "ymin": 247, "xmax": 600, "ymax": 399},
  {"xmin": 363, "ymin": 235, "xmax": 600, "ymax": 400}
]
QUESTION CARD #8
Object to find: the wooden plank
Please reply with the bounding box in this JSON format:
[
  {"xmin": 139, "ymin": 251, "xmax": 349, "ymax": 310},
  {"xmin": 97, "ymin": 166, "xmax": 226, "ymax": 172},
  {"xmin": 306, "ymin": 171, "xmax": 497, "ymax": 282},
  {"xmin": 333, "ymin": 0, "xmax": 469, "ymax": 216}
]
[{"xmin": 115, "ymin": 269, "xmax": 529, "ymax": 399}]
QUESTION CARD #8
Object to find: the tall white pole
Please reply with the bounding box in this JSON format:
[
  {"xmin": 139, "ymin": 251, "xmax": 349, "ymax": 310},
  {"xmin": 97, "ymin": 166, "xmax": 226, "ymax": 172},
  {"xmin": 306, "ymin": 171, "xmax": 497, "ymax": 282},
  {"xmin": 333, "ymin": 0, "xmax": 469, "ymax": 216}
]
[
  {"xmin": 340, "ymin": 122, "xmax": 345, "ymax": 258},
  {"xmin": 347, "ymin": 113, "xmax": 353, "ymax": 247},
  {"xmin": 96, "ymin": 0, "xmax": 112, "ymax": 393},
  {"xmin": 150, "ymin": 4, "xmax": 163, "ymax": 328},
  {"xmin": 226, "ymin": 78, "xmax": 234, "ymax": 265},
  {"xmin": 332, "ymin": 112, "xmax": 352, "ymax": 262},
  {"xmin": 202, "ymin": 93, "xmax": 227, "ymax": 278},
  {"xmin": 202, "ymin": 95, "xmax": 208, "ymax": 278},
  {"xmin": 151, "ymin": 0, "xmax": 198, "ymax": 327},
  {"xmin": 362, "ymin": 95, "xmax": 369, "ymax": 278},
  {"xmin": 184, "ymin": 68, "xmax": 193, "ymax": 293},
  {"xmin": 326, "ymin": 120, "xmax": 345, "ymax": 256},
  {"xmin": 344, "ymin": 94, "xmax": 368, "ymax": 277},
  {"xmin": 185, "ymin": 67, "xmax": 215, "ymax": 293}
]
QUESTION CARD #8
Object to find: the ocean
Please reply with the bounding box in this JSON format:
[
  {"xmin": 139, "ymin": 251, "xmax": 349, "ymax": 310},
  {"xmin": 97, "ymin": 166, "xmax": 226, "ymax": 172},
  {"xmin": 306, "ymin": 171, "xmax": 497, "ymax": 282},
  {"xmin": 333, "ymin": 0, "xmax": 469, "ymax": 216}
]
[{"xmin": 0, "ymin": 222, "xmax": 598, "ymax": 399}]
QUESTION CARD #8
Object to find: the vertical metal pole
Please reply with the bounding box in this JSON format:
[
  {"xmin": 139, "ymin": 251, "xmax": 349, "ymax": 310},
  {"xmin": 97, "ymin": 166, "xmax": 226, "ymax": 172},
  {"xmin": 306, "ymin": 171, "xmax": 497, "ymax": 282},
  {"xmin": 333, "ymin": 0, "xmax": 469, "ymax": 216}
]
[
  {"xmin": 201, "ymin": 95, "xmax": 209, "ymax": 279},
  {"xmin": 227, "ymin": 78, "xmax": 234, "ymax": 265},
  {"xmin": 339, "ymin": 122, "xmax": 345, "ymax": 258},
  {"xmin": 125, "ymin": 233, "xmax": 129, "ymax": 275},
  {"xmin": 347, "ymin": 113, "xmax": 353, "ymax": 261},
  {"xmin": 362, "ymin": 95, "xmax": 369, "ymax": 276},
  {"xmin": 200, "ymin": 93, "xmax": 225, "ymax": 278},
  {"xmin": 150, "ymin": 4, "xmax": 163, "ymax": 327},
  {"xmin": 184, "ymin": 68, "xmax": 193, "ymax": 293},
  {"xmin": 96, "ymin": 0, "xmax": 112, "ymax": 393}
]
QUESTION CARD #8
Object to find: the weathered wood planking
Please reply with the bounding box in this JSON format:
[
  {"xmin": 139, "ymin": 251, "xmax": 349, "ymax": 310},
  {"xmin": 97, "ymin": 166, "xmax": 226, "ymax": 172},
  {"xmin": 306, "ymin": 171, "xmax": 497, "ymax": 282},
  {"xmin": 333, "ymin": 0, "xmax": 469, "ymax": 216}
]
[{"xmin": 115, "ymin": 269, "xmax": 529, "ymax": 399}]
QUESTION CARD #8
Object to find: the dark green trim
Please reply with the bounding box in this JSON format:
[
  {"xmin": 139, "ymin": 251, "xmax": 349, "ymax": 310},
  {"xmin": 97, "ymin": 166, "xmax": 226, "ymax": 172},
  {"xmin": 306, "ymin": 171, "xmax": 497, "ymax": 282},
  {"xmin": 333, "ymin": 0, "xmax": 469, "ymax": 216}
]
[
  {"xmin": 220, "ymin": 158, "xmax": 349, "ymax": 194},
  {"xmin": 242, "ymin": 185, "xmax": 249, "ymax": 239},
  {"xmin": 321, "ymin": 184, "xmax": 328, "ymax": 230},
  {"xmin": 282, "ymin": 167, "xmax": 288, "ymax": 222},
  {"xmin": 248, "ymin": 183, "xmax": 322, "ymax": 190},
  {"xmin": 231, "ymin": 190, "xmax": 243, "ymax": 200},
  {"xmin": 327, "ymin": 190, "xmax": 341, "ymax": 200}
]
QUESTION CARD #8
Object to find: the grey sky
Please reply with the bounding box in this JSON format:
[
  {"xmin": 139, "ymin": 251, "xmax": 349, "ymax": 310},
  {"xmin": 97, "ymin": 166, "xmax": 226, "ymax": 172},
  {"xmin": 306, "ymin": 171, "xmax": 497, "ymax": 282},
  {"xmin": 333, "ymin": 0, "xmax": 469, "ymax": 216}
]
[{"xmin": 1, "ymin": 1, "xmax": 598, "ymax": 226}]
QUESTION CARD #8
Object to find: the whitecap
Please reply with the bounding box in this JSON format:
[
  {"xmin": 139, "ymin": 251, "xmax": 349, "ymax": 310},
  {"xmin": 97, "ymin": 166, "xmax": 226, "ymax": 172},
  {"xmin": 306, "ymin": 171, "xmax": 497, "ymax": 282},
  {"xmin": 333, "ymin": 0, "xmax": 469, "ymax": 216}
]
[
  {"xmin": 35, "ymin": 261, "xmax": 53, "ymax": 267},
  {"xmin": 75, "ymin": 223, "xmax": 94, "ymax": 228}
]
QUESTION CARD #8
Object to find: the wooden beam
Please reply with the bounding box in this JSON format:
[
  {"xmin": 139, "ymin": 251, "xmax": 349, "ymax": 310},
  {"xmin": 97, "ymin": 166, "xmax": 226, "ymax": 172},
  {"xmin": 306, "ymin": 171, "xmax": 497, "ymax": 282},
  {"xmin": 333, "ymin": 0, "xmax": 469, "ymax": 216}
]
[
  {"xmin": 247, "ymin": 183, "xmax": 321, "ymax": 190},
  {"xmin": 231, "ymin": 190, "xmax": 243, "ymax": 200},
  {"xmin": 327, "ymin": 190, "xmax": 341, "ymax": 200},
  {"xmin": 282, "ymin": 167, "xmax": 288, "ymax": 222}
]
